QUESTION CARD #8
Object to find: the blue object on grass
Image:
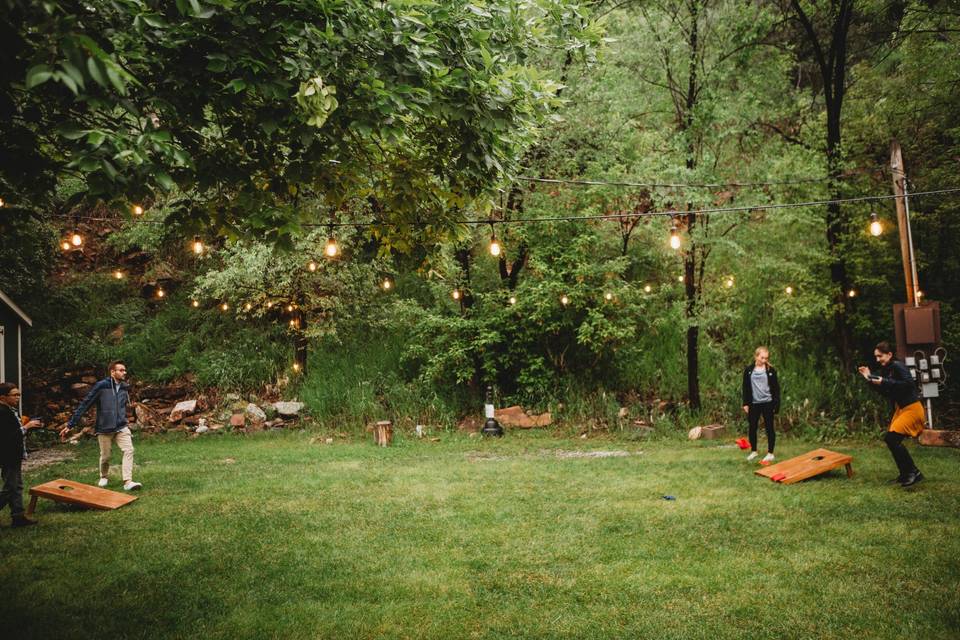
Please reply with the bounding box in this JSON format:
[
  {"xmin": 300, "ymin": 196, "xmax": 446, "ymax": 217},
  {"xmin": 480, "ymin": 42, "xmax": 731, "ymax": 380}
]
[{"xmin": 662, "ymin": 495, "xmax": 676, "ymax": 501}]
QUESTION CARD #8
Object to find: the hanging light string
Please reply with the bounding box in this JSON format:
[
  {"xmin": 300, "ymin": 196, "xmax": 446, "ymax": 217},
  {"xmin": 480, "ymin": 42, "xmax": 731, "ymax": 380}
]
[
  {"xmin": 513, "ymin": 174, "xmax": 839, "ymax": 189},
  {"xmin": 41, "ymin": 186, "xmax": 960, "ymax": 230}
]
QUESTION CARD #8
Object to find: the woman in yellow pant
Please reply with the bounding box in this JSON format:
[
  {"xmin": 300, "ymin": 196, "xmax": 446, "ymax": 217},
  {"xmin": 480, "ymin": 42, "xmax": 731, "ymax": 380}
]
[{"xmin": 858, "ymin": 341, "xmax": 925, "ymax": 487}]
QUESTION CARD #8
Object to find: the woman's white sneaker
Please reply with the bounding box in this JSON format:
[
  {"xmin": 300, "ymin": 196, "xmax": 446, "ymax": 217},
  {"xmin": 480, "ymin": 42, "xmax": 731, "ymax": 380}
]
[
  {"xmin": 746, "ymin": 452, "xmax": 758, "ymax": 461},
  {"xmin": 123, "ymin": 481, "xmax": 142, "ymax": 491},
  {"xmin": 762, "ymin": 453, "xmax": 775, "ymax": 463},
  {"xmin": 97, "ymin": 477, "xmax": 109, "ymax": 488}
]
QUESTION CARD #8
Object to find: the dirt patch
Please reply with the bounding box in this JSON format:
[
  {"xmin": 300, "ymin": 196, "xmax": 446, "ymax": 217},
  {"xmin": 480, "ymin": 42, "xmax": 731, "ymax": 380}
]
[
  {"xmin": 23, "ymin": 448, "xmax": 77, "ymax": 472},
  {"xmin": 552, "ymin": 449, "xmax": 635, "ymax": 459}
]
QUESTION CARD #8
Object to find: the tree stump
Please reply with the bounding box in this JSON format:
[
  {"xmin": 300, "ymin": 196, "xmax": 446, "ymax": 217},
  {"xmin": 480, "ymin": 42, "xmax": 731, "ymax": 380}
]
[{"xmin": 373, "ymin": 421, "xmax": 393, "ymax": 447}]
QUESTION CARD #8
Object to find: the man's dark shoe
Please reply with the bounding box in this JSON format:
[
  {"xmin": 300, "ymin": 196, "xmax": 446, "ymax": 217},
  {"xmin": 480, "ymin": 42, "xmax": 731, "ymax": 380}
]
[
  {"xmin": 900, "ymin": 471, "xmax": 925, "ymax": 488},
  {"xmin": 11, "ymin": 515, "xmax": 38, "ymax": 527},
  {"xmin": 889, "ymin": 475, "xmax": 906, "ymax": 484}
]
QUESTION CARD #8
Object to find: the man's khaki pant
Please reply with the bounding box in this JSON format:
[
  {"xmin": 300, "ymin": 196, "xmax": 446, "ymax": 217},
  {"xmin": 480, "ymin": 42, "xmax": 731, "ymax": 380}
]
[{"xmin": 98, "ymin": 428, "xmax": 134, "ymax": 482}]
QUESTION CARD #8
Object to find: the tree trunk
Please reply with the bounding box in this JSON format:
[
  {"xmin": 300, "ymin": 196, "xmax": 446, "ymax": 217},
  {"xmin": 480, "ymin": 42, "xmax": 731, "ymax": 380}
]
[
  {"xmin": 682, "ymin": 0, "xmax": 702, "ymax": 411},
  {"xmin": 294, "ymin": 293, "xmax": 307, "ymax": 374}
]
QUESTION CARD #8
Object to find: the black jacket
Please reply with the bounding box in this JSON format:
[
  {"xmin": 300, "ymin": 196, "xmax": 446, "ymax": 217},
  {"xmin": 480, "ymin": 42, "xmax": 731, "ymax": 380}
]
[
  {"xmin": 1, "ymin": 405, "xmax": 25, "ymax": 467},
  {"xmin": 874, "ymin": 360, "xmax": 919, "ymax": 409},
  {"xmin": 742, "ymin": 364, "xmax": 781, "ymax": 413}
]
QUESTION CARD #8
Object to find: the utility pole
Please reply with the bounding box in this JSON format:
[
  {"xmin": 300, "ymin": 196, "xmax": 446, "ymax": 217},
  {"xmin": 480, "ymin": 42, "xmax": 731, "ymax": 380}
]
[{"xmin": 890, "ymin": 141, "xmax": 932, "ymax": 427}]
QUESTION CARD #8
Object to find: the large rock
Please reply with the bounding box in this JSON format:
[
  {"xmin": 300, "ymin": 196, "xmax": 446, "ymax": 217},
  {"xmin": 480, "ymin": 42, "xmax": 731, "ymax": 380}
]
[
  {"xmin": 272, "ymin": 401, "xmax": 304, "ymax": 418},
  {"xmin": 495, "ymin": 405, "xmax": 552, "ymax": 429},
  {"xmin": 169, "ymin": 399, "xmax": 198, "ymax": 423},
  {"xmin": 245, "ymin": 403, "xmax": 266, "ymax": 422}
]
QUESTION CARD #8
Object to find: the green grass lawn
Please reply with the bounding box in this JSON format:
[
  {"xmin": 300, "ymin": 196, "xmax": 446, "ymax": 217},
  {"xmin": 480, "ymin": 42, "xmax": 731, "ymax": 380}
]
[{"xmin": 3, "ymin": 429, "xmax": 959, "ymax": 640}]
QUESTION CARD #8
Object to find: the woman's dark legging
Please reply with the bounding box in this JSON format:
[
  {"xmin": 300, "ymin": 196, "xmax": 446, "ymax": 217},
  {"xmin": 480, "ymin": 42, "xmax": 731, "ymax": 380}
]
[
  {"xmin": 748, "ymin": 403, "xmax": 775, "ymax": 453},
  {"xmin": 883, "ymin": 431, "xmax": 919, "ymax": 477}
]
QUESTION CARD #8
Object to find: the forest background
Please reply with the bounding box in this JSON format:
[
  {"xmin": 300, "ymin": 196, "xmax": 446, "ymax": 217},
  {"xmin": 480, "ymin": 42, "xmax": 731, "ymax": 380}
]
[{"xmin": 2, "ymin": 0, "xmax": 958, "ymax": 437}]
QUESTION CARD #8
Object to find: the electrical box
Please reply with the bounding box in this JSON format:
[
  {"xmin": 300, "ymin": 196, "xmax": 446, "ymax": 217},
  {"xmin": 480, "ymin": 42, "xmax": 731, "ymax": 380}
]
[
  {"xmin": 904, "ymin": 306, "xmax": 938, "ymax": 344},
  {"xmin": 922, "ymin": 383, "xmax": 939, "ymax": 398}
]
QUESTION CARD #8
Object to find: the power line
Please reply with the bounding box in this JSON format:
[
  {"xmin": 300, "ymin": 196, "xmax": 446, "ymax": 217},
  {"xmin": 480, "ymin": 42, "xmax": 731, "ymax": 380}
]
[
  {"xmin": 514, "ymin": 174, "xmax": 836, "ymax": 189},
  {"xmin": 42, "ymin": 186, "xmax": 960, "ymax": 228}
]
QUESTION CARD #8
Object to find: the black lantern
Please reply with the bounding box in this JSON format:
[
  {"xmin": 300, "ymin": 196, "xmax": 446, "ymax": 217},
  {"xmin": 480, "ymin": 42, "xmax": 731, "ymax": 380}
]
[{"xmin": 481, "ymin": 385, "xmax": 503, "ymax": 437}]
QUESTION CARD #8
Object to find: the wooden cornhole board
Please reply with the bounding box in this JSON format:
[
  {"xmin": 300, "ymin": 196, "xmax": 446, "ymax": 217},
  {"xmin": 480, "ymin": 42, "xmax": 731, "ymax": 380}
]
[
  {"xmin": 27, "ymin": 479, "xmax": 138, "ymax": 516},
  {"xmin": 755, "ymin": 448, "xmax": 853, "ymax": 484}
]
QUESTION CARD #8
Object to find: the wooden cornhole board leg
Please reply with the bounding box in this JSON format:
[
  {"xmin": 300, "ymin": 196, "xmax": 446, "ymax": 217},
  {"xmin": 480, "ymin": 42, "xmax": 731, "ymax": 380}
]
[
  {"xmin": 28, "ymin": 478, "xmax": 138, "ymax": 515},
  {"xmin": 754, "ymin": 449, "xmax": 854, "ymax": 484}
]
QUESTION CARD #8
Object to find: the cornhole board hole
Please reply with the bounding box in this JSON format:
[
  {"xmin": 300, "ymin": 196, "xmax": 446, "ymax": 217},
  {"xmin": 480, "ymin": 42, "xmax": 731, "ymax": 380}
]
[
  {"xmin": 27, "ymin": 479, "xmax": 138, "ymax": 516},
  {"xmin": 755, "ymin": 449, "xmax": 853, "ymax": 484}
]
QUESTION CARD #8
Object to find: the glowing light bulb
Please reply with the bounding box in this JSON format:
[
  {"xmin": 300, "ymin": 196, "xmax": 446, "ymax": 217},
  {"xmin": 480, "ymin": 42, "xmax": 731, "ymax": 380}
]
[
  {"xmin": 604, "ymin": 292, "xmax": 613, "ymax": 301},
  {"xmin": 286, "ymin": 304, "xmax": 294, "ymax": 312},
  {"xmin": 669, "ymin": 224, "xmax": 681, "ymax": 250},
  {"xmin": 71, "ymin": 230, "xmax": 83, "ymax": 247},
  {"xmin": 678, "ymin": 275, "xmax": 685, "ymax": 283},
  {"xmin": 382, "ymin": 278, "xmax": 392, "ymax": 290},
  {"xmin": 244, "ymin": 302, "xmax": 251, "ymax": 311},
  {"xmin": 644, "ymin": 284, "xmax": 652, "ymax": 293},
  {"xmin": 221, "ymin": 302, "xmax": 229, "ymax": 311},
  {"xmin": 917, "ymin": 290, "xmax": 924, "ymax": 299},
  {"xmin": 61, "ymin": 240, "xmax": 71, "ymax": 251},
  {"xmin": 847, "ymin": 289, "xmax": 857, "ymax": 298},
  {"xmin": 132, "ymin": 204, "xmax": 143, "ymax": 216},
  {"xmin": 560, "ymin": 294, "xmax": 569, "ymax": 306},
  {"xmin": 785, "ymin": 286, "xmax": 793, "ymax": 295},
  {"xmin": 324, "ymin": 236, "xmax": 338, "ymax": 257},
  {"xmin": 489, "ymin": 234, "xmax": 501, "ymax": 257},
  {"xmin": 113, "ymin": 270, "xmax": 124, "ymax": 280},
  {"xmin": 289, "ymin": 319, "xmax": 297, "ymax": 327},
  {"xmin": 192, "ymin": 236, "xmax": 203, "ymax": 255},
  {"xmin": 725, "ymin": 277, "xmax": 734, "ymax": 288},
  {"xmin": 266, "ymin": 302, "xmax": 273, "ymax": 309},
  {"xmin": 191, "ymin": 300, "xmax": 200, "ymax": 308},
  {"xmin": 308, "ymin": 261, "xmax": 317, "ymax": 272},
  {"xmin": 869, "ymin": 212, "xmax": 882, "ymax": 237},
  {"xmin": 292, "ymin": 363, "xmax": 301, "ymax": 373},
  {"xmin": 508, "ymin": 296, "xmax": 516, "ymax": 305},
  {"xmin": 0, "ymin": 198, "xmax": 5, "ymax": 207},
  {"xmin": 156, "ymin": 288, "xmax": 165, "ymax": 298},
  {"xmin": 452, "ymin": 289, "xmax": 461, "ymax": 300}
]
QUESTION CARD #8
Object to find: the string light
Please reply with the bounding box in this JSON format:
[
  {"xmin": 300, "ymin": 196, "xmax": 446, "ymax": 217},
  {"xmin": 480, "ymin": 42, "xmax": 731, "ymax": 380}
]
[
  {"xmin": 113, "ymin": 270, "xmax": 124, "ymax": 280},
  {"xmin": 307, "ymin": 260, "xmax": 318, "ymax": 272},
  {"xmin": 678, "ymin": 275, "xmax": 685, "ymax": 283},
  {"xmin": 71, "ymin": 229, "xmax": 83, "ymax": 247},
  {"xmin": 266, "ymin": 302, "xmax": 273, "ymax": 309},
  {"xmin": 489, "ymin": 225, "xmax": 502, "ymax": 257},
  {"xmin": 847, "ymin": 289, "xmax": 857, "ymax": 298},
  {"xmin": 286, "ymin": 304, "xmax": 294, "ymax": 312},
  {"xmin": 220, "ymin": 302, "xmax": 229, "ymax": 311},
  {"xmin": 289, "ymin": 319, "xmax": 297, "ymax": 328},
  {"xmin": 324, "ymin": 235, "xmax": 339, "ymax": 258},
  {"xmin": 132, "ymin": 204, "xmax": 144, "ymax": 216},
  {"xmin": 508, "ymin": 296, "xmax": 517, "ymax": 305},
  {"xmin": 785, "ymin": 286, "xmax": 793, "ymax": 295},
  {"xmin": 292, "ymin": 362, "xmax": 301, "ymax": 373},
  {"xmin": 669, "ymin": 223, "xmax": 681, "ymax": 250},
  {"xmin": 381, "ymin": 277, "xmax": 393, "ymax": 290},
  {"xmin": 869, "ymin": 212, "xmax": 883, "ymax": 237},
  {"xmin": 644, "ymin": 284, "xmax": 652, "ymax": 293},
  {"xmin": 724, "ymin": 277, "xmax": 734, "ymax": 288},
  {"xmin": 156, "ymin": 287, "xmax": 165, "ymax": 299},
  {"xmin": 0, "ymin": 197, "xmax": 5, "ymax": 207},
  {"xmin": 604, "ymin": 292, "xmax": 614, "ymax": 301},
  {"xmin": 191, "ymin": 299, "xmax": 200, "ymax": 308},
  {"xmin": 61, "ymin": 240, "xmax": 71, "ymax": 251},
  {"xmin": 917, "ymin": 290, "xmax": 924, "ymax": 299},
  {"xmin": 244, "ymin": 302, "xmax": 252, "ymax": 311},
  {"xmin": 192, "ymin": 236, "xmax": 204, "ymax": 255},
  {"xmin": 452, "ymin": 289, "xmax": 461, "ymax": 300},
  {"xmin": 560, "ymin": 294, "xmax": 569, "ymax": 306}
]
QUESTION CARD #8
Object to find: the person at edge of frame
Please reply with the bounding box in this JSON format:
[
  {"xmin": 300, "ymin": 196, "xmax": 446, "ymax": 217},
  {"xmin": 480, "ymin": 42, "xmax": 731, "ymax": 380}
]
[{"xmin": 1, "ymin": 383, "xmax": 44, "ymax": 527}]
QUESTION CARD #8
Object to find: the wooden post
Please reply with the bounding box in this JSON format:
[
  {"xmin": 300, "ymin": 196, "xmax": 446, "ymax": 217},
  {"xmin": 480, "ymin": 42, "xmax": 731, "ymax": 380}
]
[
  {"xmin": 890, "ymin": 142, "xmax": 916, "ymax": 305},
  {"xmin": 373, "ymin": 421, "xmax": 393, "ymax": 447}
]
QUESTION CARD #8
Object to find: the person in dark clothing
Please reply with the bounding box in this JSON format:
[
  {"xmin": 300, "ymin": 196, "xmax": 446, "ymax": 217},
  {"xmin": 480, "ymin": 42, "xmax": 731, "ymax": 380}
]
[
  {"xmin": 859, "ymin": 341, "xmax": 926, "ymax": 487},
  {"xmin": 1, "ymin": 383, "xmax": 43, "ymax": 527},
  {"xmin": 61, "ymin": 361, "xmax": 142, "ymax": 491},
  {"xmin": 741, "ymin": 346, "xmax": 781, "ymax": 463}
]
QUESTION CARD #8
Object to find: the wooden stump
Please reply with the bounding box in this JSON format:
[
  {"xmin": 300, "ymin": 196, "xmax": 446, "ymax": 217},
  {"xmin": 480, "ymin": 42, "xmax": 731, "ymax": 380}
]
[
  {"xmin": 919, "ymin": 430, "xmax": 960, "ymax": 448},
  {"xmin": 373, "ymin": 420, "xmax": 393, "ymax": 447}
]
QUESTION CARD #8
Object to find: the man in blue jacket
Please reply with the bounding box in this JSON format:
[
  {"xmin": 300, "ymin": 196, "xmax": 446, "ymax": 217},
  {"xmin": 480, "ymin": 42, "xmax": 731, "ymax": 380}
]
[{"xmin": 61, "ymin": 361, "xmax": 142, "ymax": 491}]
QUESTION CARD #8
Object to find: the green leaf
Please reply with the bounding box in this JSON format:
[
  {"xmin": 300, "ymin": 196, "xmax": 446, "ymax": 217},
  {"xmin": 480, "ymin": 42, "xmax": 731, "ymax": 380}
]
[
  {"xmin": 105, "ymin": 65, "xmax": 126, "ymax": 95},
  {"xmin": 61, "ymin": 61, "xmax": 86, "ymax": 90},
  {"xmin": 155, "ymin": 171, "xmax": 176, "ymax": 191},
  {"xmin": 86, "ymin": 130, "xmax": 106, "ymax": 148},
  {"xmin": 87, "ymin": 57, "xmax": 107, "ymax": 88},
  {"xmin": 25, "ymin": 64, "xmax": 53, "ymax": 89}
]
